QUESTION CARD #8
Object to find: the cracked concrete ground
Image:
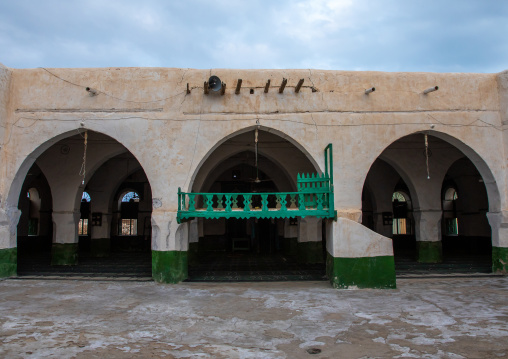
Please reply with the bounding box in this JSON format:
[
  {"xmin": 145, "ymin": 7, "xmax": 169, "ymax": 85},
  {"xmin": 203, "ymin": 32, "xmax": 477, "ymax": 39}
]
[{"xmin": 0, "ymin": 277, "xmax": 507, "ymax": 358}]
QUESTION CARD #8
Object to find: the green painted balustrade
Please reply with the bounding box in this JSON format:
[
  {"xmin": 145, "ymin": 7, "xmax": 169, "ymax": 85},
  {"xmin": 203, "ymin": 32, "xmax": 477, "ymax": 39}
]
[
  {"xmin": 177, "ymin": 190, "xmax": 335, "ymax": 223},
  {"xmin": 177, "ymin": 144, "xmax": 336, "ymax": 223}
]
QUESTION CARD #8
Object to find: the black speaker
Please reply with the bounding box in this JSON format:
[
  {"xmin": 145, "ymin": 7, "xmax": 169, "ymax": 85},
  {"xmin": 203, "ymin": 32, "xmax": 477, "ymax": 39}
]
[{"xmin": 208, "ymin": 76, "xmax": 222, "ymax": 92}]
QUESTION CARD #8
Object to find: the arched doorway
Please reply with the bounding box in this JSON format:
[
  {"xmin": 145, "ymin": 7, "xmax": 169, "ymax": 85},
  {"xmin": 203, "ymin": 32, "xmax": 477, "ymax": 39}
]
[
  {"xmin": 440, "ymin": 158, "xmax": 491, "ymax": 271},
  {"xmin": 187, "ymin": 128, "xmax": 327, "ymax": 281},
  {"xmin": 15, "ymin": 130, "xmax": 152, "ymax": 278},
  {"xmin": 16, "ymin": 164, "xmax": 53, "ymax": 274},
  {"xmin": 362, "ymin": 133, "xmax": 496, "ymax": 274},
  {"xmin": 362, "ymin": 159, "xmax": 417, "ymax": 262}
]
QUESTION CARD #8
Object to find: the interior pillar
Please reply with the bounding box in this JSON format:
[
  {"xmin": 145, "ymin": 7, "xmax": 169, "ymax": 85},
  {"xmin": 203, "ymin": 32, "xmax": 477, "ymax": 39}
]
[
  {"xmin": 282, "ymin": 218, "xmax": 298, "ymax": 256},
  {"xmin": 297, "ymin": 217, "xmax": 324, "ymax": 263},
  {"xmin": 151, "ymin": 210, "xmax": 188, "ymax": 283},
  {"xmin": 487, "ymin": 212, "xmax": 508, "ymax": 273},
  {"xmin": 414, "ymin": 210, "xmax": 443, "ymax": 263},
  {"xmin": 188, "ymin": 218, "xmax": 199, "ymax": 265},
  {"xmin": 51, "ymin": 211, "xmax": 80, "ymax": 265},
  {"xmin": 90, "ymin": 212, "xmax": 112, "ymax": 257}
]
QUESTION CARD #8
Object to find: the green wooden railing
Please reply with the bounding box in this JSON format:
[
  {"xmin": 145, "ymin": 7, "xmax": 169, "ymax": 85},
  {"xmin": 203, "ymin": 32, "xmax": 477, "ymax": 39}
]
[{"xmin": 177, "ymin": 144, "xmax": 335, "ymax": 223}]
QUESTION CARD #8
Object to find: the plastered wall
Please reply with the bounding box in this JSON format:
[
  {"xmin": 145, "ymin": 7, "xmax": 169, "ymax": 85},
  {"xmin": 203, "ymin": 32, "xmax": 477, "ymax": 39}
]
[{"xmin": 1, "ymin": 65, "xmax": 507, "ymax": 252}]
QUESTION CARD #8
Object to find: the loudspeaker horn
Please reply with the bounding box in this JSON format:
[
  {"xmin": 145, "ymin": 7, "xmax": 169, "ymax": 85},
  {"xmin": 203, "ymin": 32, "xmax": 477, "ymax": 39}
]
[{"xmin": 208, "ymin": 75, "xmax": 222, "ymax": 92}]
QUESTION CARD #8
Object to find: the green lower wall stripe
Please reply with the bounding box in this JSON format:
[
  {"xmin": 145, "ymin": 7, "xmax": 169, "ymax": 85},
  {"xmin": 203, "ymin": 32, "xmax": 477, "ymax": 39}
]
[
  {"xmin": 492, "ymin": 246, "xmax": 508, "ymax": 274},
  {"xmin": 297, "ymin": 241, "xmax": 324, "ymax": 264},
  {"xmin": 152, "ymin": 250, "xmax": 188, "ymax": 283},
  {"xmin": 326, "ymin": 252, "xmax": 396, "ymax": 289},
  {"xmin": 416, "ymin": 241, "xmax": 442, "ymax": 263},
  {"xmin": 0, "ymin": 247, "xmax": 17, "ymax": 278},
  {"xmin": 51, "ymin": 243, "xmax": 78, "ymax": 265}
]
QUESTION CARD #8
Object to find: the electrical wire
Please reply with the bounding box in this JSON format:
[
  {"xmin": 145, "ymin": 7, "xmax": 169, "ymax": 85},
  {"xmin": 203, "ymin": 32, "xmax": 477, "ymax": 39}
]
[
  {"xmin": 40, "ymin": 67, "xmax": 186, "ymax": 104},
  {"xmin": 425, "ymin": 134, "xmax": 430, "ymax": 179},
  {"xmin": 79, "ymin": 130, "xmax": 88, "ymax": 185}
]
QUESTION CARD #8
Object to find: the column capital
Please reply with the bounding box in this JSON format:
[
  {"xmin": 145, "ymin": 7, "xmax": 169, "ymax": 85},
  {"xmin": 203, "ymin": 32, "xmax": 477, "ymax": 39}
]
[{"xmin": 151, "ymin": 211, "xmax": 188, "ymax": 251}]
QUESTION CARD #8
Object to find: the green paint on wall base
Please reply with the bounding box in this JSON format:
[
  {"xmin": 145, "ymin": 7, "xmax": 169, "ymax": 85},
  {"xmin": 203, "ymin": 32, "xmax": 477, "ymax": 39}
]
[
  {"xmin": 492, "ymin": 246, "xmax": 508, "ymax": 274},
  {"xmin": 326, "ymin": 252, "xmax": 396, "ymax": 289},
  {"xmin": 417, "ymin": 241, "xmax": 442, "ymax": 263},
  {"xmin": 282, "ymin": 238, "xmax": 297, "ymax": 256},
  {"xmin": 152, "ymin": 250, "xmax": 188, "ymax": 283},
  {"xmin": 51, "ymin": 243, "xmax": 78, "ymax": 265},
  {"xmin": 0, "ymin": 247, "xmax": 17, "ymax": 278},
  {"xmin": 91, "ymin": 238, "xmax": 111, "ymax": 258},
  {"xmin": 297, "ymin": 241, "xmax": 324, "ymax": 264}
]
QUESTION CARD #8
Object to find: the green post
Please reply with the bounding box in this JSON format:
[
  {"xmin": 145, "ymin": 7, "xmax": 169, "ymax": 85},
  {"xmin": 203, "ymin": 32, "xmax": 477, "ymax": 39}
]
[
  {"xmin": 326, "ymin": 252, "xmax": 396, "ymax": 289},
  {"xmin": 51, "ymin": 243, "xmax": 79, "ymax": 265},
  {"xmin": 492, "ymin": 246, "xmax": 508, "ymax": 273},
  {"xmin": 152, "ymin": 250, "xmax": 188, "ymax": 283},
  {"xmin": 0, "ymin": 248, "xmax": 17, "ymax": 278},
  {"xmin": 416, "ymin": 241, "xmax": 442, "ymax": 263}
]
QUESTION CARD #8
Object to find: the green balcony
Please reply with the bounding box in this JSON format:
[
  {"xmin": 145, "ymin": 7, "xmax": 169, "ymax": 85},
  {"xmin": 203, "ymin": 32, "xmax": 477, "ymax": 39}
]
[{"xmin": 177, "ymin": 144, "xmax": 336, "ymax": 223}]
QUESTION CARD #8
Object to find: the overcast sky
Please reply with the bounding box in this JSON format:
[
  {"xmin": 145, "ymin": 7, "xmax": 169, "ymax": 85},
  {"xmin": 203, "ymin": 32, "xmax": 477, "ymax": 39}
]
[{"xmin": 1, "ymin": 0, "xmax": 507, "ymax": 73}]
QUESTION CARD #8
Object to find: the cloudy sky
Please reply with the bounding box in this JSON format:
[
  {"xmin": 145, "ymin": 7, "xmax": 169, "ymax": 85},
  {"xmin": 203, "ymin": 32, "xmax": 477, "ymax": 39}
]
[{"xmin": 0, "ymin": 0, "xmax": 507, "ymax": 73}]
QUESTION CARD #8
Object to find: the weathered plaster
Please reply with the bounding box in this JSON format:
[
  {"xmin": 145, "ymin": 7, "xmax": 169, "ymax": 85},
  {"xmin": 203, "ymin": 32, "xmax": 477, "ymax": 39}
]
[
  {"xmin": 0, "ymin": 207, "xmax": 20, "ymax": 248},
  {"xmin": 0, "ymin": 65, "xmax": 507, "ymax": 286},
  {"xmin": 327, "ymin": 218, "xmax": 394, "ymax": 258},
  {"xmin": 414, "ymin": 210, "xmax": 442, "ymax": 243},
  {"xmin": 2, "ymin": 68, "xmax": 504, "ymax": 218},
  {"xmin": 151, "ymin": 211, "xmax": 188, "ymax": 251}
]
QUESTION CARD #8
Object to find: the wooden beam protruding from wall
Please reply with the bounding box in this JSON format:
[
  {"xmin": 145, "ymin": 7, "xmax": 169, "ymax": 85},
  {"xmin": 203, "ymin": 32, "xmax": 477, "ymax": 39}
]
[
  {"xmin": 204, "ymin": 81, "xmax": 209, "ymax": 95},
  {"xmin": 295, "ymin": 79, "xmax": 304, "ymax": 93},
  {"xmin": 220, "ymin": 82, "xmax": 226, "ymax": 96},
  {"xmin": 264, "ymin": 80, "xmax": 271, "ymax": 93},
  {"xmin": 235, "ymin": 79, "xmax": 243, "ymax": 95},
  {"xmin": 186, "ymin": 83, "xmax": 191, "ymax": 94},
  {"xmin": 279, "ymin": 78, "xmax": 287, "ymax": 94}
]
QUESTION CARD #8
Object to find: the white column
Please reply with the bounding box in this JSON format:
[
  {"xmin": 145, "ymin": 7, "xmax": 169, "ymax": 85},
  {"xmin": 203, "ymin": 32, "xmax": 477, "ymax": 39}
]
[
  {"xmin": 189, "ymin": 218, "xmax": 199, "ymax": 244},
  {"xmin": 487, "ymin": 211, "xmax": 508, "ymax": 248},
  {"xmin": 284, "ymin": 218, "xmax": 298, "ymax": 239},
  {"xmin": 151, "ymin": 210, "xmax": 188, "ymax": 252},
  {"xmin": 52, "ymin": 211, "xmax": 80, "ymax": 244},
  {"xmin": 414, "ymin": 210, "xmax": 442, "ymax": 243},
  {"xmin": 0, "ymin": 207, "xmax": 21, "ymax": 249},
  {"xmin": 91, "ymin": 213, "xmax": 112, "ymax": 240}
]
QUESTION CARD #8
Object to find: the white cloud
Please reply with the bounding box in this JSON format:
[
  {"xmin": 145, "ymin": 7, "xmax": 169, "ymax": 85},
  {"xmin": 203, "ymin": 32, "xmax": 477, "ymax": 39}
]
[
  {"xmin": 0, "ymin": 0, "xmax": 507, "ymax": 72},
  {"xmin": 274, "ymin": 0, "xmax": 355, "ymax": 42}
]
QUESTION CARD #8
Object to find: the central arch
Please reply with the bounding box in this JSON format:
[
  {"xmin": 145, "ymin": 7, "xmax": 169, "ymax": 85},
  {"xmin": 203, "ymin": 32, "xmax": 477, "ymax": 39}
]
[
  {"xmin": 186, "ymin": 126, "xmax": 327, "ymax": 281},
  {"xmin": 187, "ymin": 125, "xmax": 321, "ymax": 192}
]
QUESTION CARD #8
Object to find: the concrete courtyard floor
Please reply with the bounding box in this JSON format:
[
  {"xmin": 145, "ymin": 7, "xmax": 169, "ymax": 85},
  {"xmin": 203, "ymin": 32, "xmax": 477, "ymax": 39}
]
[{"xmin": 0, "ymin": 276, "xmax": 507, "ymax": 359}]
